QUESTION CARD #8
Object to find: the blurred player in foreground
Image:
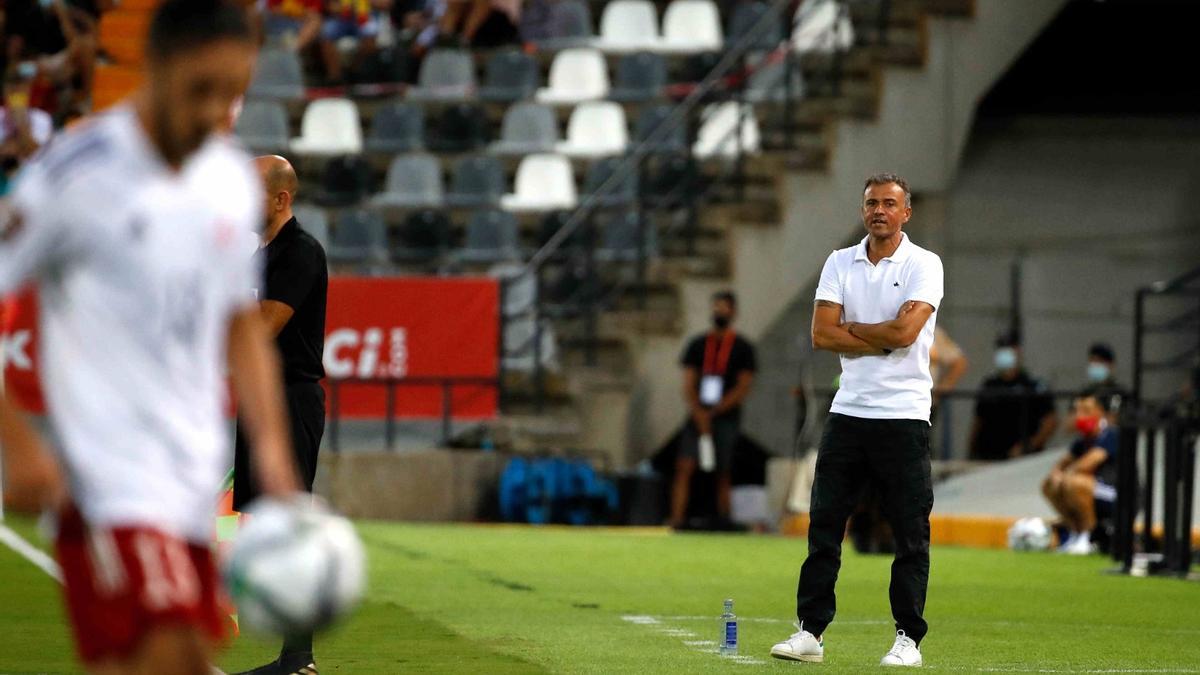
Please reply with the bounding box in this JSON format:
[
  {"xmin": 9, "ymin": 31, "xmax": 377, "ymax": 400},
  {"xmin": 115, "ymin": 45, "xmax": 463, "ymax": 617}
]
[{"xmin": 0, "ymin": 1, "xmax": 302, "ymax": 673}]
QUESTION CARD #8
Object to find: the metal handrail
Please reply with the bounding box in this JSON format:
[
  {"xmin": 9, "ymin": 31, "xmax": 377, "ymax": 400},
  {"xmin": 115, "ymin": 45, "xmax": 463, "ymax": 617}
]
[{"xmin": 327, "ymin": 375, "xmax": 499, "ymax": 452}]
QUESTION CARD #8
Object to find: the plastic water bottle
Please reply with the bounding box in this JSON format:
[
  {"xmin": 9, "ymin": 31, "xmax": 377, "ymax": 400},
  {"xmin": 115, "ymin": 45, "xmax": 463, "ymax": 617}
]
[{"xmin": 719, "ymin": 598, "xmax": 738, "ymax": 656}]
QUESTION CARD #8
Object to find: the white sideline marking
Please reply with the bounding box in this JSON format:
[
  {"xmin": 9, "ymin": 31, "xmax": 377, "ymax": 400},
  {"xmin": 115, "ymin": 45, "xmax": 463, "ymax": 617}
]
[
  {"xmin": 661, "ymin": 614, "xmax": 891, "ymax": 626},
  {"xmin": 620, "ymin": 614, "xmax": 660, "ymax": 625},
  {"xmin": 0, "ymin": 523, "xmax": 62, "ymax": 583},
  {"xmin": 621, "ymin": 615, "xmax": 767, "ymax": 666}
]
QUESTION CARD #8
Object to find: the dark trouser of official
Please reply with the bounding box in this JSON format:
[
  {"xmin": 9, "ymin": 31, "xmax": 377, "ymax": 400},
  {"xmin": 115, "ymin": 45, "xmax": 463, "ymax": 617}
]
[
  {"xmin": 795, "ymin": 413, "xmax": 933, "ymax": 644},
  {"xmin": 233, "ymin": 381, "xmax": 326, "ymax": 662}
]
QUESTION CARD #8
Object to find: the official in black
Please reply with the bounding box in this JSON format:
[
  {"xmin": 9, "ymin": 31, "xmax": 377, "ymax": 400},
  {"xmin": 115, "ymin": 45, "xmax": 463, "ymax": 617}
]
[{"xmin": 234, "ymin": 155, "xmax": 328, "ymax": 675}]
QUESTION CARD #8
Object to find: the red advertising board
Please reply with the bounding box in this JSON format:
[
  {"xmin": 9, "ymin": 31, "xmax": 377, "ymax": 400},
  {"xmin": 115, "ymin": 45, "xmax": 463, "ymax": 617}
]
[
  {"xmin": 322, "ymin": 277, "xmax": 499, "ymax": 419},
  {"xmin": 3, "ymin": 277, "xmax": 500, "ymax": 421},
  {"xmin": 1, "ymin": 288, "xmax": 44, "ymax": 414}
]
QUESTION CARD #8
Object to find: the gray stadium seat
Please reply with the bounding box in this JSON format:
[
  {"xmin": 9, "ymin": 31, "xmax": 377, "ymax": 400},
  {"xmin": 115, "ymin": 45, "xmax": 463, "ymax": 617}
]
[
  {"xmin": 329, "ymin": 209, "xmax": 388, "ymax": 265},
  {"xmin": 489, "ymin": 102, "xmax": 559, "ymax": 156},
  {"xmin": 370, "ymin": 153, "xmax": 444, "ymax": 210},
  {"xmin": 457, "ymin": 210, "xmax": 523, "ymax": 263},
  {"xmin": 234, "ymin": 99, "xmax": 289, "ymax": 154},
  {"xmin": 634, "ymin": 105, "xmax": 687, "ymax": 153},
  {"xmin": 247, "ymin": 49, "xmax": 305, "ymax": 99},
  {"xmin": 525, "ymin": 0, "xmax": 594, "ymax": 49},
  {"xmin": 408, "ymin": 49, "xmax": 476, "ymax": 101},
  {"xmin": 446, "ymin": 155, "xmax": 506, "ymax": 208},
  {"xmin": 609, "ymin": 52, "xmax": 666, "ymax": 102},
  {"xmin": 727, "ymin": 0, "xmax": 783, "ymax": 50},
  {"xmin": 292, "ymin": 203, "xmax": 330, "ymax": 250},
  {"xmin": 479, "ymin": 49, "xmax": 539, "ymax": 102},
  {"xmin": 582, "ymin": 157, "xmax": 638, "ymax": 209},
  {"xmin": 393, "ymin": 209, "xmax": 451, "ymax": 263},
  {"xmin": 597, "ymin": 210, "xmax": 658, "ymax": 262},
  {"xmin": 366, "ymin": 102, "xmax": 425, "ymax": 153}
]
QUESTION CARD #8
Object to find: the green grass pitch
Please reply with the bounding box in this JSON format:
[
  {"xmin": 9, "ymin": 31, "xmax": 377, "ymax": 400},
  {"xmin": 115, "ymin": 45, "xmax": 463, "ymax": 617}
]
[{"xmin": 2, "ymin": 516, "xmax": 1198, "ymax": 673}]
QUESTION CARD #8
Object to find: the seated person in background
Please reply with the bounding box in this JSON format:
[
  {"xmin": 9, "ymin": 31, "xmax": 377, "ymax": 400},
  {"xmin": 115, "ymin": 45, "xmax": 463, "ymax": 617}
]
[
  {"xmin": 929, "ymin": 325, "xmax": 967, "ymax": 417},
  {"xmin": 1084, "ymin": 342, "xmax": 1127, "ymax": 421},
  {"xmin": 438, "ymin": 0, "xmax": 519, "ymax": 48},
  {"xmin": 969, "ymin": 333, "xmax": 1057, "ymax": 460},
  {"xmin": 1041, "ymin": 389, "xmax": 1118, "ymax": 555},
  {"xmin": 1, "ymin": 73, "xmax": 54, "ymax": 194},
  {"xmin": 259, "ymin": 0, "xmax": 324, "ymax": 51},
  {"xmin": 319, "ymin": 0, "xmax": 391, "ymax": 83}
]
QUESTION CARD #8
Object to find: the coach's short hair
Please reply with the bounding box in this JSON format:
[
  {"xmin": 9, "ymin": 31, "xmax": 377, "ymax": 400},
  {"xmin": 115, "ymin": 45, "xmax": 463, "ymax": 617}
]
[
  {"xmin": 147, "ymin": 0, "xmax": 253, "ymax": 64},
  {"xmin": 863, "ymin": 173, "xmax": 912, "ymax": 208}
]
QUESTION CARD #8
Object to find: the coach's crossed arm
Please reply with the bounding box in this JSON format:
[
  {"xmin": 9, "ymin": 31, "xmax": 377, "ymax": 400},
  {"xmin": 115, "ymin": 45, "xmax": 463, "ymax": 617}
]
[
  {"xmin": 845, "ymin": 301, "xmax": 936, "ymax": 351},
  {"xmin": 811, "ymin": 300, "xmax": 885, "ymax": 356}
]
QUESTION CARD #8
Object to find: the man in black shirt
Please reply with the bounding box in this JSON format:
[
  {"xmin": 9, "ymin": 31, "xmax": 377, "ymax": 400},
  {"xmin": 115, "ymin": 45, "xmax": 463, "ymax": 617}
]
[
  {"xmin": 234, "ymin": 155, "xmax": 328, "ymax": 675},
  {"xmin": 669, "ymin": 291, "xmax": 756, "ymax": 528},
  {"xmin": 969, "ymin": 334, "xmax": 1057, "ymax": 460}
]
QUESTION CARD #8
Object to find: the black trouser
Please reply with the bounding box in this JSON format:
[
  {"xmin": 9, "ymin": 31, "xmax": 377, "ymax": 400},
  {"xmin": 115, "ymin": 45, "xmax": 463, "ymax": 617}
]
[
  {"xmin": 233, "ymin": 381, "xmax": 326, "ymax": 511},
  {"xmin": 795, "ymin": 413, "xmax": 933, "ymax": 644}
]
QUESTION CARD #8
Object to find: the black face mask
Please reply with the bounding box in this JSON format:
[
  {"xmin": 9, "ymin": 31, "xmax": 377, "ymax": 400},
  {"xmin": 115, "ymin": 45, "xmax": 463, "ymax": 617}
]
[{"xmin": 713, "ymin": 315, "xmax": 731, "ymax": 330}]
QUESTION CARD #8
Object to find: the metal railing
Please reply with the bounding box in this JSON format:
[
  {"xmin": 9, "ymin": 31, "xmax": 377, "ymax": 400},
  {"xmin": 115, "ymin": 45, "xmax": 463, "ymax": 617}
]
[{"xmin": 327, "ymin": 376, "xmax": 499, "ymax": 451}]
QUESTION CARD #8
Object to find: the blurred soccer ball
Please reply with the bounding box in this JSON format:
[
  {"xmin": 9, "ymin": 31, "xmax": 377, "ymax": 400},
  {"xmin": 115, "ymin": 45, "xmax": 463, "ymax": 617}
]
[
  {"xmin": 224, "ymin": 497, "xmax": 366, "ymax": 635},
  {"xmin": 1007, "ymin": 517, "xmax": 1052, "ymax": 552}
]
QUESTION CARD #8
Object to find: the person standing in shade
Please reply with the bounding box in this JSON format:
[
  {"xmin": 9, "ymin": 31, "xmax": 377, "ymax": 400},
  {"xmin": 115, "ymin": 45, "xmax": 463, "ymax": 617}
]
[
  {"xmin": 234, "ymin": 155, "xmax": 329, "ymax": 675},
  {"xmin": 969, "ymin": 334, "xmax": 1057, "ymax": 461},
  {"xmin": 770, "ymin": 173, "xmax": 942, "ymax": 667},
  {"xmin": 669, "ymin": 291, "xmax": 757, "ymax": 529},
  {"xmin": 1083, "ymin": 342, "xmax": 1126, "ymax": 422}
]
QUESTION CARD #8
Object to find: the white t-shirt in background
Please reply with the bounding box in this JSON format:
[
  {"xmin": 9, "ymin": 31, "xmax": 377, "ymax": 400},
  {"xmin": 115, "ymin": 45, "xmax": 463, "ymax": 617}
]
[
  {"xmin": 1, "ymin": 106, "xmax": 261, "ymax": 542},
  {"xmin": 815, "ymin": 232, "xmax": 944, "ymax": 422}
]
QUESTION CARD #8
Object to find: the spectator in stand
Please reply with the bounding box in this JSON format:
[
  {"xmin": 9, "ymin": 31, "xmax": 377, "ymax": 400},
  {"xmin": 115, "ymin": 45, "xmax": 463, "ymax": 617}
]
[
  {"xmin": 437, "ymin": 0, "xmax": 519, "ymax": 48},
  {"xmin": 4, "ymin": 0, "xmax": 100, "ymax": 119},
  {"xmin": 969, "ymin": 333, "xmax": 1058, "ymax": 460},
  {"xmin": 258, "ymin": 0, "xmax": 323, "ymax": 52},
  {"xmin": 929, "ymin": 325, "xmax": 967, "ymax": 416},
  {"xmin": 669, "ymin": 291, "xmax": 757, "ymax": 529},
  {"xmin": 1084, "ymin": 342, "xmax": 1127, "ymax": 421},
  {"xmin": 1040, "ymin": 388, "xmax": 1118, "ymax": 555},
  {"xmin": 0, "ymin": 72, "xmax": 54, "ymax": 195},
  {"xmin": 319, "ymin": 0, "xmax": 392, "ymax": 84}
]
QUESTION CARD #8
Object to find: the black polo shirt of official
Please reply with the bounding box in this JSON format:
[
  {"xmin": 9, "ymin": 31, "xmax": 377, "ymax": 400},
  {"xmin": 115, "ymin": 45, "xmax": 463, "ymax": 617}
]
[
  {"xmin": 680, "ymin": 331, "xmax": 757, "ymax": 421},
  {"xmin": 255, "ymin": 216, "xmax": 327, "ymax": 383},
  {"xmin": 972, "ymin": 370, "xmax": 1055, "ymax": 460}
]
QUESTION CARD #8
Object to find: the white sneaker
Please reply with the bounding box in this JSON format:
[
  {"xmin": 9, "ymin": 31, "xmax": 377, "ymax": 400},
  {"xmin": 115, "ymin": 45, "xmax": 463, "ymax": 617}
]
[
  {"xmin": 880, "ymin": 630, "xmax": 922, "ymax": 667},
  {"xmin": 1064, "ymin": 532, "xmax": 1093, "ymax": 556},
  {"xmin": 1056, "ymin": 532, "xmax": 1080, "ymax": 553},
  {"xmin": 770, "ymin": 623, "xmax": 824, "ymax": 663}
]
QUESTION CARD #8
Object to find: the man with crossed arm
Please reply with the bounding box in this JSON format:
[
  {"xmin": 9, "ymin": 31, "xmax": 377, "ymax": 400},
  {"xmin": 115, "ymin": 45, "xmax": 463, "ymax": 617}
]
[{"xmin": 771, "ymin": 173, "xmax": 943, "ymax": 668}]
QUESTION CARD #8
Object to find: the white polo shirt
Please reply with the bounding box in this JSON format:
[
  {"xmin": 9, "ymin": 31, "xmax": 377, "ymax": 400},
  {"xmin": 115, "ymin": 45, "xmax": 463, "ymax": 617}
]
[{"xmin": 815, "ymin": 232, "xmax": 944, "ymax": 422}]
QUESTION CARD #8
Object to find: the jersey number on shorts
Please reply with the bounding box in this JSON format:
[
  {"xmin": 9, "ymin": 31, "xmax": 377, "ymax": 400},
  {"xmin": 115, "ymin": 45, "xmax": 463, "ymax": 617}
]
[{"xmin": 132, "ymin": 534, "xmax": 201, "ymax": 611}]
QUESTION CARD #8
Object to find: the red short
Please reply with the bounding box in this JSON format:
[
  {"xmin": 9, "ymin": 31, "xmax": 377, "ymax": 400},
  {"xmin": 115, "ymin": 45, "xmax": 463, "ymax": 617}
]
[{"xmin": 54, "ymin": 506, "xmax": 229, "ymax": 665}]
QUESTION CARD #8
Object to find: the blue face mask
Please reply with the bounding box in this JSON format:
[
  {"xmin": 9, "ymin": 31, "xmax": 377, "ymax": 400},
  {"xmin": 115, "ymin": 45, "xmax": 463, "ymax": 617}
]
[
  {"xmin": 994, "ymin": 348, "xmax": 1017, "ymax": 371},
  {"xmin": 1087, "ymin": 362, "xmax": 1111, "ymax": 383}
]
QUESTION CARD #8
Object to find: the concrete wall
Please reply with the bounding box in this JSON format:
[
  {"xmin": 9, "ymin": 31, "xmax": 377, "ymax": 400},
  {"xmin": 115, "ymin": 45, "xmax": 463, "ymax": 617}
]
[{"xmin": 624, "ymin": 0, "xmax": 1071, "ymax": 462}]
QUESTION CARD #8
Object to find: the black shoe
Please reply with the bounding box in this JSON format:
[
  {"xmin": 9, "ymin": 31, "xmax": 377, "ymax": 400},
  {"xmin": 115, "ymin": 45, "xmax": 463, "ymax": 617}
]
[{"xmin": 232, "ymin": 655, "xmax": 317, "ymax": 675}]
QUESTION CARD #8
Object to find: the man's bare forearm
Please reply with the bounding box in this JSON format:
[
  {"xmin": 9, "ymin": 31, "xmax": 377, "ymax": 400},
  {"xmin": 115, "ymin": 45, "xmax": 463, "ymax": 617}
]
[{"xmin": 845, "ymin": 320, "xmax": 908, "ymax": 351}]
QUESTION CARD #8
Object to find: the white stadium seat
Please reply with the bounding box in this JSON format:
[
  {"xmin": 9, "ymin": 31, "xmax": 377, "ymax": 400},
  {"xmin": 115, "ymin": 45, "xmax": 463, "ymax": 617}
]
[
  {"xmin": 658, "ymin": 0, "xmax": 724, "ymax": 53},
  {"xmin": 595, "ymin": 0, "xmax": 659, "ymax": 52},
  {"xmin": 289, "ymin": 98, "xmax": 363, "ymax": 156},
  {"xmin": 536, "ymin": 48, "xmax": 610, "ymax": 105},
  {"xmin": 792, "ymin": 0, "xmax": 855, "ymax": 54},
  {"xmin": 501, "ymin": 154, "xmax": 578, "ymax": 212},
  {"xmin": 556, "ymin": 102, "xmax": 629, "ymax": 159},
  {"xmin": 693, "ymin": 102, "xmax": 761, "ymax": 159}
]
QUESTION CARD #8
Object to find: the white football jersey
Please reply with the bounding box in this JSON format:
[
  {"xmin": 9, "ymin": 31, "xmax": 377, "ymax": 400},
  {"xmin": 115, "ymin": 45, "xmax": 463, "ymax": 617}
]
[{"xmin": 1, "ymin": 106, "xmax": 261, "ymax": 542}]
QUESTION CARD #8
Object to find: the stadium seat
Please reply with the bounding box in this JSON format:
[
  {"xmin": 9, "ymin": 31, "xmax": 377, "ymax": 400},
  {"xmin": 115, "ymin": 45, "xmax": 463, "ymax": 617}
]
[
  {"xmin": 727, "ymin": 0, "xmax": 783, "ymax": 50},
  {"xmin": 581, "ymin": 156, "xmax": 638, "ymax": 209},
  {"xmin": 370, "ymin": 153, "xmax": 445, "ymax": 210},
  {"xmin": 408, "ymin": 49, "xmax": 476, "ymax": 101},
  {"xmin": 314, "ymin": 156, "xmax": 373, "ymax": 207},
  {"xmin": 366, "ymin": 102, "xmax": 425, "ymax": 153},
  {"xmin": 290, "ymin": 98, "xmax": 363, "ymax": 156},
  {"xmin": 248, "ymin": 49, "xmax": 306, "ymax": 99},
  {"xmin": 658, "ymin": 0, "xmax": 723, "ymax": 53},
  {"xmin": 234, "ymin": 100, "xmax": 289, "ymax": 154},
  {"xmin": 501, "ymin": 154, "xmax": 577, "ymax": 212},
  {"xmin": 292, "ymin": 203, "xmax": 330, "ymax": 249},
  {"xmin": 479, "ymin": 49, "xmax": 539, "ymax": 102},
  {"xmin": 536, "ymin": 48, "xmax": 609, "ymax": 105},
  {"xmin": 745, "ymin": 50, "xmax": 805, "ymax": 102},
  {"xmin": 328, "ymin": 208, "xmax": 388, "ymax": 265},
  {"xmin": 608, "ymin": 52, "xmax": 666, "ymax": 102},
  {"xmin": 354, "ymin": 45, "xmax": 412, "ymax": 85},
  {"xmin": 428, "ymin": 103, "xmax": 489, "ymax": 152},
  {"xmin": 532, "ymin": 0, "xmax": 594, "ymax": 49},
  {"xmin": 595, "ymin": 0, "xmax": 659, "ymax": 52},
  {"xmin": 457, "ymin": 210, "xmax": 523, "ymax": 264},
  {"xmin": 392, "ymin": 209, "xmax": 452, "ymax": 263},
  {"xmin": 692, "ymin": 102, "xmax": 761, "ymax": 159},
  {"xmin": 536, "ymin": 211, "xmax": 583, "ymax": 252},
  {"xmin": 597, "ymin": 210, "xmax": 658, "ymax": 262},
  {"xmin": 641, "ymin": 153, "xmax": 697, "ymax": 208},
  {"xmin": 489, "ymin": 102, "xmax": 560, "ymax": 156},
  {"xmin": 792, "ymin": 0, "xmax": 854, "ymax": 54},
  {"xmin": 446, "ymin": 155, "xmax": 506, "ymax": 208},
  {"xmin": 634, "ymin": 105, "xmax": 687, "ymax": 154},
  {"xmin": 556, "ymin": 101, "xmax": 628, "ymax": 159}
]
